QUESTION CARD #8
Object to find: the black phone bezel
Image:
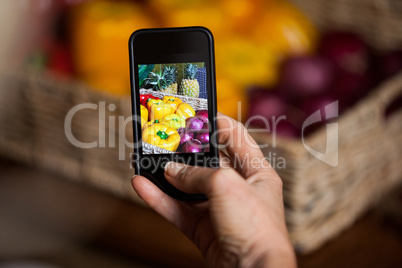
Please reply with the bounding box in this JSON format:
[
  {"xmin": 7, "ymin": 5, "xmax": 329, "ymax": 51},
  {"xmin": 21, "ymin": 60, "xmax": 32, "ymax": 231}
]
[{"xmin": 129, "ymin": 27, "xmax": 219, "ymax": 201}]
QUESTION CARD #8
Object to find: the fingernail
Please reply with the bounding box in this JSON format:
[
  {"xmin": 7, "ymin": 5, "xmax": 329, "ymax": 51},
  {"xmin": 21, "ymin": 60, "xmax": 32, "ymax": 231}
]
[
  {"xmin": 164, "ymin": 162, "xmax": 172, "ymax": 171},
  {"xmin": 164, "ymin": 162, "xmax": 184, "ymax": 177}
]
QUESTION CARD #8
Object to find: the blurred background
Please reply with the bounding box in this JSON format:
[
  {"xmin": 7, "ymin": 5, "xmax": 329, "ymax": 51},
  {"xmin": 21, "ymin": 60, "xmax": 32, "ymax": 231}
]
[{"xmin": 0, "ymin": 0, "xmax": 402, "ymax": 267}]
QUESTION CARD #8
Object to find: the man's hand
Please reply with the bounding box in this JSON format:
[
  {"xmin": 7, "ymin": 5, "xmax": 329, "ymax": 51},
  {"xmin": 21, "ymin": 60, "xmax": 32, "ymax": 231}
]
[{"xmin": 132, "ymin": 113, "xmax": 296, "ymax": 268}]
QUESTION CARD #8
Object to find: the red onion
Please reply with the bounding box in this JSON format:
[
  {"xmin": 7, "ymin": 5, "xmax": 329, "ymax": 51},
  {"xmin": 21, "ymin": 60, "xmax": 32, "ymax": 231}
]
[
  {"xmin": 274, "ymin": 120, "xmax": 299, "ymax": 138},
  {"xmin": 195, "ymin": 130, "xmax": 209, "ymax": 144},
  {"xmin": 302, "ymin": 95, "xmax": 338, "ymax": 118},
  {"xmin": 196, "ymin": 110, "xmax": 209, "ymax": 123},
  {"xmin": 279, "ymin": 55, "xmax": 335, "ymax": 98},
  {"xmin": 177, "ymin": 127, "xmax": 194, "ymax": 145},
  {"xmin": 247, "ymin": 90, "xmax": 289, "ymax": 128},
  {"xmin": 181, "ymin": 139, "xmax": 203, "ymax": 153},
  {"xmin": 186, "ymin": 117, "xmax": 204, "ymax": 131},
  {"xmin": 319, "ymin": 31, "xmax": 370, "ymax": 75}
]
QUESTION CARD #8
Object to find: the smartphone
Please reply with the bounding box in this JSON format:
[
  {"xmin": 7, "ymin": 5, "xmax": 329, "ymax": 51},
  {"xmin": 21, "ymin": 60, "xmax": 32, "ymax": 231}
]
[{"xmin": 129, "ymin": 27, "xmax": 219, "ymax": 200}]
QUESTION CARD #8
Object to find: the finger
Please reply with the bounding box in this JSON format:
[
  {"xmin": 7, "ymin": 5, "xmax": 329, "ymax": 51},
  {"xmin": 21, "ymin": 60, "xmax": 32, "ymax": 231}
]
[
  {"xmin": 219, "ymin": 150, "xmax": 232, "ymax": 169},
  {"xmin": 164, "ymin": 162, "xmax": 243, "ymax": 196},
  {"xmin": 131, "ymin": 175, "xmax": 200, "ymax": 238},
  {"xmin": 214, "ymin": 112, "xmax": 271, "ymax": 177}
]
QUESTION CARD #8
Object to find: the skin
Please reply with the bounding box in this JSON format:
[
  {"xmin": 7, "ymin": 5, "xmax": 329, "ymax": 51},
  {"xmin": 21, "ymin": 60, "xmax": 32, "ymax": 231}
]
[{"xmin": 132, "ymin": 113, "xmax": 297, "ymax": 268}]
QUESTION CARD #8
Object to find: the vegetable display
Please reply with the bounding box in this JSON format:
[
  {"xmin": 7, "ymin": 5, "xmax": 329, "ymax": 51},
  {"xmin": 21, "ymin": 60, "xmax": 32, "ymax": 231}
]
[
  {"xmin": 42, "ymin": 0, "xmax": 402, "ymax": 140},
  {"xmin": 141, "ymin": 93, "xmax": 209, "ymax": 153}
]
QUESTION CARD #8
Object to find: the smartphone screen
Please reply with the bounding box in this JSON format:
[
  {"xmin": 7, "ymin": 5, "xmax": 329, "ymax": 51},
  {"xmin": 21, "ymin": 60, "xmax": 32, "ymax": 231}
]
[
  {"xmin": 137, "ymin": 62, "xmax": 210, "ymax": 155},
  {"xmin": 129, "ymin": 27, "xmax": 218, "ymax": 200}
]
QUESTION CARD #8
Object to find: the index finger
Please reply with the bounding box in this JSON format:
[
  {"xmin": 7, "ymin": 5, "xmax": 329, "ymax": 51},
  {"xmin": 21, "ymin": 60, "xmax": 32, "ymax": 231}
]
[{"xmin": 214, "ymin": 112, "xmax": 271, "ymax": 177}]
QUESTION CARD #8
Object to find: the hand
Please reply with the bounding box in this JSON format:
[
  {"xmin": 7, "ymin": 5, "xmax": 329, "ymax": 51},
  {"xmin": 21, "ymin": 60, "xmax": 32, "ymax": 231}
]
[{"xmin": 132, "ymin": 113, "xmax": 296, "ymax": 268}]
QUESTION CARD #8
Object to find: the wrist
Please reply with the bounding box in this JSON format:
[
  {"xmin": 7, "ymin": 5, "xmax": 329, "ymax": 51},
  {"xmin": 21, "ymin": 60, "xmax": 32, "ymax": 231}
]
[{"xmin": 240, "ymin": 239, "xmax": 296, "ymax": 268}]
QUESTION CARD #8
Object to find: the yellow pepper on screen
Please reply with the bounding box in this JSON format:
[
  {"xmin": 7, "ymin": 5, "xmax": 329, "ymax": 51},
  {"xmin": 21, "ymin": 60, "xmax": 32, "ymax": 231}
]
[
  {"xmin": 175, "ymin": 103, "xmax": 195, "ymax": 120},
  {"xmin": 162, "ymin": 96, "xmax": 183, "ymax": 109},
  {"xmin": 147, "ymin": 99, "xmax": 164, "ymax": 110},
  {"xmin": 149, "ymin": 102, "xmax": 176, "ymax": 121},
  {"xmin": 140, "ymin": 105, "xmax": 148, "ymax": 129},
  {"xmin": 142, "ymin": 123, "xmax": 180, "ymax": 152},
  {"xmin": 144, "ymin": 119, "xmax": 162, "ymax": 129},
  {"xmin": 160, "ymin": 114, "xmax": 185, "ymax": 130}
]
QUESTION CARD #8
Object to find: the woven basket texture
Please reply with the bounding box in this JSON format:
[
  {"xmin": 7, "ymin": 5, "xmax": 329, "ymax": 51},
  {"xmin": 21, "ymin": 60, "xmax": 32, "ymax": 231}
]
[
  {"xmin": 0, "ymin": 0, "xmax": 401, "ymax": 254},
  {"xmin": 0, "ymin": 72, "xmax": 141, "ymax": 203}
]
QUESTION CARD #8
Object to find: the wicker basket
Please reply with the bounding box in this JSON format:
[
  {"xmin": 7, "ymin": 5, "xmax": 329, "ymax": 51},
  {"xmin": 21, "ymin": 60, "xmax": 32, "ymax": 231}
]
[
  {"xmin": 251, "ymin": 73, "xmax": 402, "ymax": 253},
  {"xmin": 139, "ymin": 88, "xmax": 208, "ymax": 154},
  {"xmin": 247, "ymin": 0, "xmax": 402, "ymax": 253},
  {"xmin": 0, "ymin": 71, "xmax": 141, "ymax": 202},
  {"xmin": 139, "ymin": 88, "xmax": 208, "ymax": 111}
]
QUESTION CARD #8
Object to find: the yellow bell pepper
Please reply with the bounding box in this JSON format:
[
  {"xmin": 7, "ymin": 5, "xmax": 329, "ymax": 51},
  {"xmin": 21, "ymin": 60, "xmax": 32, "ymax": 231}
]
[
  {"xmin": 69, "ymin": 0, "xmax": 154, "ymax": 95},
  {"xmin": 160, "ymin": 114, "xmax": 185, "ymax": 130},
  {"xmin": 147, "ymin": 98, "xmax": 164, "ymax": 110},
  {"xmin": 149, "ymin": 102, "xmax": 176, "ymax": 121},
  {"xmin": 140, "ymin": 105, "xmax": 148, "ymax": 129},
  {"xmin": 142, "ymin": 123, "xmax": 180, "ymax": 152},
  {"xmin": 143, "ymin": 119, "xmax": 162, "ymax": 129},
  {"xmin": 175, "ymin": 103, "xmax": 195, "ymax": 120},
  {"xmin": 252, "ymin": 1, "xmax": 318, "ymax": 56},
  {"xmin": 215, "ymin": 38, "xmax": 280, "ymax": 87},
  {"xmin": 162, "ymin": 96, "xmax": 182, "ymax": 109}
]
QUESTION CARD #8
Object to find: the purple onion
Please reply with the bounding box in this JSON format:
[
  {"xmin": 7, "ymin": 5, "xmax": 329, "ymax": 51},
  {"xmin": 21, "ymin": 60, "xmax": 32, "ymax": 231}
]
[
  {"xmin": 246, "ymin": 91, "xmax": 289, "ymax": 129},
  {"xmin": 319, "ymin": 31, "xmax": 370, "ymax": 75},
  {"xmin": 196, "ymin": 110, "xmax": 209, "ymax": 123},
  {"xmin": 186, "ymin": 117, "xmax": 204, "ymax": 131},
  {"xmin": 275, "ymin": 120, "xmax": 299, "ymax": 138},
  {"xmin": 177, "ymin": 127, "xmax": 194, "ymax": 145},
  {"xmin": 279, "ymin": 55, "xmax": 335, "ymax": 98},
  {"xmin": 195, "ymin": 130, "xmax": 209, "ymax": 144},
  {"xmin": 302, "ymin": 95, "xmax": 338, "ymax": 118},
  {"xmin": 182, "ymin": 139, "xmax": 203, "ymax": 153}
]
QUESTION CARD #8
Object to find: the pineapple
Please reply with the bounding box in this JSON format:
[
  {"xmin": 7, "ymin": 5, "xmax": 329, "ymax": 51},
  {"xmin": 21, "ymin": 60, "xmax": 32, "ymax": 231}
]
[
  {"xmin": 161, "ymin": 65, "xmax": 178, "ymax": 94},
  {"xmin": 180, "ymin": 63, "xmax": 199, "ymax": 97},
  {"xmin": 144, "ymin": 65, "xmax": 177, "ymax": 94}
]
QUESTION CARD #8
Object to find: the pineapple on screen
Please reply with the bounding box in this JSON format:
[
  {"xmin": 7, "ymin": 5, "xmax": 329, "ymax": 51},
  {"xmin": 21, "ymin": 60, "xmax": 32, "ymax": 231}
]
[
  {"xmin": 144, "ymin": 65, "xmax": 177, "ymax": 94},
  {"xmin": 180, "ymin": 63, "xmax": 199, "ymax": 97},
  {"xmin": 161, "ymin": 65, "xmax": 178, "ymax": 94}
]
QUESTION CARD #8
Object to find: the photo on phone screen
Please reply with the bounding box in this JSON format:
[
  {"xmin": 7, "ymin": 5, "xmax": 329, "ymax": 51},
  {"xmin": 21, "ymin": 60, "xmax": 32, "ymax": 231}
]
[{"xmin": 138, "ymin": 62, "xmax": 210, "ymax": 155}]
